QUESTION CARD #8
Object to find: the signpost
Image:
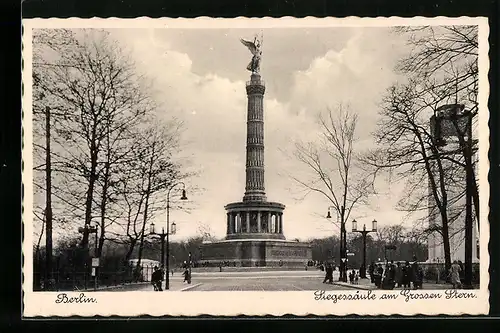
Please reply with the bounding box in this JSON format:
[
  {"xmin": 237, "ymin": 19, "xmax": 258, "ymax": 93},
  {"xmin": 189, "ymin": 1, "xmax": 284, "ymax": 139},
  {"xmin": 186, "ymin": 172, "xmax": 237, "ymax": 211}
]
[
  {"xmin": 91, "ymin": 258, "xmax": 100, "ymax": 267},
  {"xmin": 91, "ymin": 257, "xmax": 99, "ymax": 290}
]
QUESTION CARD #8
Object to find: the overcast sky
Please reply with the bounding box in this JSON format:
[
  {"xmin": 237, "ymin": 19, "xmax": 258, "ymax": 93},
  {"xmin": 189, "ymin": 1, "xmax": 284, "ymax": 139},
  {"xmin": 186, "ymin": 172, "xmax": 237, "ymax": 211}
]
[{"xmin": 106, "ymin": 27, "xmax": 418, "ymax": 241}]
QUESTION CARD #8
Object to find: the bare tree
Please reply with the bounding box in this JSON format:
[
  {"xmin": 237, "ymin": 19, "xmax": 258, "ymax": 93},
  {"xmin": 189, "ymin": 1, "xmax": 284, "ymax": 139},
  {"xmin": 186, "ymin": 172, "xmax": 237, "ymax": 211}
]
[
  {"xmin": 395, "ymin": 25, "xmax": 479, "ymax": 226},
  {"xmin": 197, "ymin": 222, "xmax": 220, "ymax": 243},
  {"xmin": 116, "ymin": 120, "xmax": 184, "ymax": 267},
  {"xmin": 376, "ymin": 225, "xmax": 406, "ymax": 245},
  {"xmin": 364, "ymin": 78, "xmax": 475, "ymax": 270},
  {"xmin": 32, "ymin": 29, "xmax": 82, "ymax": 289},
  {"xmin": 289, "ymin": 105, "xmax": 374, "ymax": 280},
  {"xmin": 364, "ymin": 26, "xmax": 480, "ymax": 270},
  {"xmin": 33, "ymin": 29, "xmax": 155, "ymax": 251}
]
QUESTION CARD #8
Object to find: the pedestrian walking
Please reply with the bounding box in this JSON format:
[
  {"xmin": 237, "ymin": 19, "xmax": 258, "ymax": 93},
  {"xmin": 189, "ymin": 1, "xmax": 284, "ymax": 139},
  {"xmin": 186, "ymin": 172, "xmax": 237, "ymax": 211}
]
[
  {"xmin": 402, "ymin": 261, "xmax": 411, "ymax": 289},
  {"xmin": 151, "ymin": 266, "xmax": 163, "ymax": 291},
  {"xmin": 395, "ymin": 262, "xmax": 403, "ymax": 288},
  {"xmin": 435, "ymin": 265, "xmax": 441, "ymax": 284},
  {"xmin": 354, "ymin": 271, "xmax": 359, "ymax": 285},
  {"xmin": 458, "ymin": 260, "xmax": 465, "ymax": 285},
  {"xmin": 449, "ymin": 260, "xmax": 462, "ymax": 289},
  {"xmin": 382, "ymin": 261, "xmax": 396, "ymax": 290},
  {"xmin": 369, "ymin": 262, "xmax": 375, "ymax": 283},
  {"xmin": 322, "ymin": 263, "xmax": 333, "ymax": 284},
  {"xmin": 411, "ymin": 256, "xmax": 423, "ymax": 290},
  {"xmin": 349, "ymin": 270, "xmax": 355, "ymax": 284}
]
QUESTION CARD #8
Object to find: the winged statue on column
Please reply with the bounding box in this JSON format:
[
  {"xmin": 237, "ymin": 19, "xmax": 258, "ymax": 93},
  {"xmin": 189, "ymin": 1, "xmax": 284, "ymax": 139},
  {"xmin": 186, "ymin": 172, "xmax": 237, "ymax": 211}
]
[{"xmin": 240, "ymin": 35, "xmax": 262, "ymax": 74}]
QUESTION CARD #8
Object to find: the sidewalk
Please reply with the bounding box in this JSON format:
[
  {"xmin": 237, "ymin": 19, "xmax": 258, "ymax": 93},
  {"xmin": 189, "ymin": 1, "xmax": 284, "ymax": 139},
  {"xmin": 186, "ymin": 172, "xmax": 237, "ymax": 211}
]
[
  {"xmin": 87, "ymin": 280, "xmax": 202, "ymax": 292},
  {"xmin": 333, "ymin": 278, "xmax": 376, "ymax": 290}
]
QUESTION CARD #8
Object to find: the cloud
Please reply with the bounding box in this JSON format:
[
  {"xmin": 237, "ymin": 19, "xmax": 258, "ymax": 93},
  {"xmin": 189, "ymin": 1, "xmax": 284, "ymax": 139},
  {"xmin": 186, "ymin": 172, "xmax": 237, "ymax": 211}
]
[{"xmin": 109, "ymin": 28, "xmax": 410, "ymax": 240}]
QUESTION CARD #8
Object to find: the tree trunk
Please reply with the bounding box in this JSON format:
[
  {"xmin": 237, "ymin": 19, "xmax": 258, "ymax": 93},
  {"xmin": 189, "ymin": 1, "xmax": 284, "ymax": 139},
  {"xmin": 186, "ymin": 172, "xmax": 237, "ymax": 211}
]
[
  {"xmin": 136, "ymin": 223, "xmax": 146, "ymax": 269},
  {"xmin": 124, "ymin": 238, "xmax": 137, "ymax": 265},
  {"xmin": 136, "ymin": 147, "xmax": 155, "ymax": 268},
  {"xmin": 136, "ymin": 183, "xmax": 151, "ymax": 269},
  {"xmin": 98, "ymin": 161, "xmax": 111, "ymax": 257},
  {"xmin": 415, "ymin": 126, "xmax": 452, "ymax": 270},
  {"xmin": 440, "ymin": 209, "xmax": 452, "ymax": 270},
  {"xmin": 82, "ymin": 136, "xmax": 98, "ymax": 248},
  {"xmin": 452, "ymin": 114, "xmax": 480, "ymax": 230},
  {"xmin": 45, "ymin": 106, "xmax": 53, "ymax": 289}
]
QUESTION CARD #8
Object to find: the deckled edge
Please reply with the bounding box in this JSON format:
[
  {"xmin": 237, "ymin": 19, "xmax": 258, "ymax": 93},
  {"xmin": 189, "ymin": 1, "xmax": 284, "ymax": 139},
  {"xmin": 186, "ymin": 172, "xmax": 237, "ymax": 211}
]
[{"xmin": 21, "ymin": 16, "xmax": 491, "ymax": 318}]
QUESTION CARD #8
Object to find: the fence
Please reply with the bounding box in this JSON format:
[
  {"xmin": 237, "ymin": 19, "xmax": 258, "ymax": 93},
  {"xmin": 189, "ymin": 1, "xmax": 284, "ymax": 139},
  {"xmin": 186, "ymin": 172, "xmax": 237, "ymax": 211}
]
[{"xmin": 33, "ymin": 264, "xmax": 157, "ymax": 291}]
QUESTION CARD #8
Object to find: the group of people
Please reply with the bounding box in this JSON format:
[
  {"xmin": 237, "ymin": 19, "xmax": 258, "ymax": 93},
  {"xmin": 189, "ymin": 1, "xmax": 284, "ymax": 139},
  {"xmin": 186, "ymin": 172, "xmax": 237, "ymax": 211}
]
[
  {"xmin": 369, "ymin": 256, "xmax": 424, "ymax": 290},
  {"xmin": 349, "ymin": 269, "xmax": 360, "ymax": 285},
  {"xmin": 319, "ymin": 256, "xmax": 466, "ymax": 290},
  {"xmin": 151, "ymin": 265, "xmax": 192, "ymax": 291}
]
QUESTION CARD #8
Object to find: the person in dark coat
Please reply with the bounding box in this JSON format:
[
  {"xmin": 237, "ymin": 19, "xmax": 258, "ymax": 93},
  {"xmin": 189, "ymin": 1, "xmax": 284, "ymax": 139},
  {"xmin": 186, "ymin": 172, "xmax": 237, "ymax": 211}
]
[
  {"xmin": 151, "ymin": 266, "xmax": 163, "ymax": 291},
  {"xmin": 323, "ymin": 263, "xmax": 334, "ymax": 284},
  {"xmin": 411, "ymin": 256, "xmax": 423, "ymax": 289},
  {"xmin": 381, "ymin": 262, "xmax": 390, "ymax": 289},
  {"xmin": 374, "ymin": 264, "xmax": 384, "ymax": 288},
  {"xmin": 369, "ymin": 262, "xmax": 375, "ymax": 283},
  {"xmin": 349, "ymin": 270, "xmax": 355, "ymax": 284},
  {"xmin": 402, "ymin": 261, "xmax": 411, "ymax": 289},
  {"xmin": 182, "ymin": 268, "xmax": 190, "ymax": 283},
  {"xmin": 383, "ymin": 261, "xmax": 396, "ymax": 290},
  {"xmin": 395, "ymin": 262, "xmax": 403, "ymax": 288}
]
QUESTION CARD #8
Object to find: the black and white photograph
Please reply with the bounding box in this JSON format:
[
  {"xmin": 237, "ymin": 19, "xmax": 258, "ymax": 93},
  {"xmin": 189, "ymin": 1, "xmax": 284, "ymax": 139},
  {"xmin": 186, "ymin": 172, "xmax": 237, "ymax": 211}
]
[{"xmin": 22, "ymin": 17, "xmax": 489, "ymax": 316}]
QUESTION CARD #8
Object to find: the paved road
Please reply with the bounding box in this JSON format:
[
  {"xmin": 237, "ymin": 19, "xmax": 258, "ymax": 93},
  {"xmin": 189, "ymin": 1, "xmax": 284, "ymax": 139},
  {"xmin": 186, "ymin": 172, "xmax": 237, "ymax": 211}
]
[
  {"xmin": 103, "ymin": 270, "xmax": 348, "ymax": 292},
  {"xmin": 184, "ymin": 276, "xmax": 346, "ymax": 291},
  {"xmin": 180, "ymin": 270, "xmax": 345, "ymax": 292},
  {"xmin": 100, "ymin": 270, "xmax": 455, "ymax": 292}
]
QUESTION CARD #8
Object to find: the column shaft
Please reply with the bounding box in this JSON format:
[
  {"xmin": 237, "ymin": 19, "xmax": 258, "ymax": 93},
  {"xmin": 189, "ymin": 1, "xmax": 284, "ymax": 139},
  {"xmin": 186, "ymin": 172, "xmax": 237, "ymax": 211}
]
[
  {"xmin": 257, "ymin": 211, "xmax": 261, "ymax": 233},
  {"xmin": 268, "ymin": 213, "xmax": 272, "ymax": 233},
  {"xmin": 246, "ymin": 211, "xmax": 250, "ymax": 233}
]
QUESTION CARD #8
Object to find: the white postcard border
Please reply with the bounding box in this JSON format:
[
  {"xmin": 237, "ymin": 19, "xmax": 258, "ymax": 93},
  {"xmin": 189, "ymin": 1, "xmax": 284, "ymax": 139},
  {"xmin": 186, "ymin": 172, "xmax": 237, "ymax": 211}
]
[{"xmin": 22, "ymin": 16, "xmax": 490, "ymax": 317}]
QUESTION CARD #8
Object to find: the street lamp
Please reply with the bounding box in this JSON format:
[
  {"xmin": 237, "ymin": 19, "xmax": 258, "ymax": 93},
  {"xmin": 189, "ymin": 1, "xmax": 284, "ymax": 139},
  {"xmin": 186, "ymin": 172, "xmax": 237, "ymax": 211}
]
[
  {"xmin": 326, "ymin": 205, "xmax": 347, "ymax": 282},
  {"xmin": 149, "ymin": 221, "xmax": 177, "ymax": 291},
  {"xmin": 165, "ymin": 182, "xmax": 188, "ymax": 290},
  {"xmin": 351, "ymin": 219, "xmax": 377, "ymax": 279}
]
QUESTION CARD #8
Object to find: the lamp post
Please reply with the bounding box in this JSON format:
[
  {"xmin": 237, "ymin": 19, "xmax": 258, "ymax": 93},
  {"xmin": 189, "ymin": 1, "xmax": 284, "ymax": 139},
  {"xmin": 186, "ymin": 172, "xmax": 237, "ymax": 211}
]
[
  {"xmin": 165, "ymin": 182, "xmax": 188, "ymax": 290},
  {"xmin": 326, "ymin": 205, "xmax": 347, "ymax": 282},
  {"xmin": 78, "ymin": 224, "xmax": 98, "ymax": 290},
  {"xmin": 188, "ymin": 251, "xmax": 192, "ymax": 283},
  {"xmin": 149, "ymin": 221, "xmax": 176, "ymax": 290},
  {"xmin": 351, "ymin": 219, "xmax": 377, "ymax": 279}
]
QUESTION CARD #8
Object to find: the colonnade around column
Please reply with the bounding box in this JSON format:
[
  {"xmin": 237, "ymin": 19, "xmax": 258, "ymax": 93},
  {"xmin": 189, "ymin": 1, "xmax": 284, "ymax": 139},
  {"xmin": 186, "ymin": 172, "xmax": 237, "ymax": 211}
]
[{"xmin": 226, "ymin": 210, "xmax": 283, "ymax": 235}]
